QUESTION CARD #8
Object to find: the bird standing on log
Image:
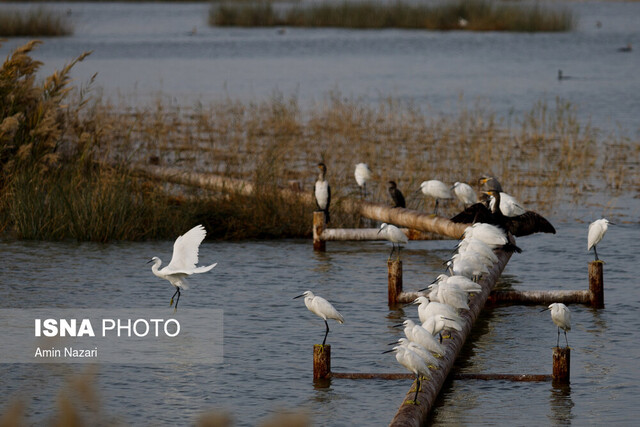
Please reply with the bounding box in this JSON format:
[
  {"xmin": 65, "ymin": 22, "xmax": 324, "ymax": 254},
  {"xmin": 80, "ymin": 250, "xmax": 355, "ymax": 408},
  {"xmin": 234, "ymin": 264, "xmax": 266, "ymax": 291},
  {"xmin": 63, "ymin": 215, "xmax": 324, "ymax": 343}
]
[
  {"xmin": 588, "ymin": 218, "xmax": 611, "ymax": 261},
  {"xmin": 294, "ymin": 290, "xmax": 344, "ymax": 346},
  {"xmin": 383, "ymin": 346, "xmax": 430, "ymax": 405},
  {"xmin": 542, "ymin": 303, "xmax": 571, "ymax": 348},
  {"xmin": 452, "ymin": 181, "xmax": 478, "ymax": 207},
  {"xmin": 354, "ymin": 163, "xmax": 372, "ymax": 198},
  {"xmin": 419, "ymin": 180, "xmax": 452, "ymax": 215},
  {"xmin": 388, "ymin": 181, "xmax": 406, "ymax": 208},
  {"xmin": 314, "ymin": 162, "xmax": 331, "ymax": 223},
  {"xmin": 378, "ymin": 222, "xmax": 409, "ymax": 260}
]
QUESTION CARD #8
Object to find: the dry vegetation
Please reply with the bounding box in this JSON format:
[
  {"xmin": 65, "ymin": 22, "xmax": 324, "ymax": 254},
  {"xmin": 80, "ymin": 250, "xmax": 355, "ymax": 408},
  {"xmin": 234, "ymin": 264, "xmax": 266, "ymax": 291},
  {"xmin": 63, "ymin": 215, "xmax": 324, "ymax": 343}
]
[
  {"xmin": 0, "ymin": 8, "xmax": 72, "ymax": 37},
  {"xmin": 1, "ymin": 41, "xmax": 638, "ymax": 242}
]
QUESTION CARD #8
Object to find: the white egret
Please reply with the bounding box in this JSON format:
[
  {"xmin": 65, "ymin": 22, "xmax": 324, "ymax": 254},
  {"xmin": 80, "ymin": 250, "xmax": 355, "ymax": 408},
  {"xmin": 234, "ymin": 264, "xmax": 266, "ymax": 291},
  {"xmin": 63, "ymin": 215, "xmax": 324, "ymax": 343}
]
[
  {"xmin": 588, "ymin": 218, "xmax": 610, "ymax": 261},
  {"xmin": 398, "ymin": 319, "xmax": 445, "ymax": 356},
  {"xmin": 419, "ymin": 180, "xmax": 452, "ymax": 215},
  {"xmin": 294, "ymin": 290, "xmax": 344, "ymax": 346},
  {"xmin": 354, "ymin": 163, "xmax": 372, "ymax": 198},
  {"xmin": 388, "ymin": 181, "xmax": 406, "ymax": 208},
  {"xmin": 391, "ymin": 338, "xmax": 439, "ymax": 367},
  {"xmin": 451, "ymin": 182, "xmax": 478, "ymax": 207},
  {"xmin": 148, "ymin": 224, "xmax": 217, "ymax": 311},
  {"xmin": 413, "ymin": 296, "xmax": 462, "ymax": 326},
  {"xmin": 447, "ymin": 254, "xmax": 490, "ymax": 280},
  {"xmin": 382, "ymin": 346, "xmax": 430, "ymax": 404},
  {"xmin": 457, "ymin": 238, "xmax": 499, "ymax": 265},
  {"xmin": 488, "ymin": 191, "xmax": 526, "ymax": 217},
  {"xmin": 541, "ymin": 303, "xmax": 571, "ymax": 347},
  {"xmin": 463, "ymin": 223, "xmax": 522, "ymax": 253},
  {"xmin": 427, "ymin": 283, "xmax": 469, "ymax": 310},
  {"xmin": 314, "ymin": 162, "xmax": 331, "ymax": 223},
  {"xmin": 378, "ymin": 222, "xmax": 408, "ymax": 260},
  {"xmin": 424, "ymin": 274, "xmax": 482, "ymax": 294},
  {"xmin": 422, "ymin": 314, "xmax": 462, "ymax": 336}
]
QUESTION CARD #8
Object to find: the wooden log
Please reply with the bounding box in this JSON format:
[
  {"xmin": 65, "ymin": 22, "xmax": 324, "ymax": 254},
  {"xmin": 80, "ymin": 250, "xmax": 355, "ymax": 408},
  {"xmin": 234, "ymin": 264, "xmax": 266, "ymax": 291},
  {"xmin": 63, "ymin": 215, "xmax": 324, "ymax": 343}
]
[
  {"xmin": 313, "ymin": 344, "xmax": 331, "ymax": 380},
  {"xmin": 396, "ymin": 291, "xmax": 426, "ymax": 304},
  {"xmin": 453, "ymin": 373, "xmax": 552, "ymax": 382},
  {"xmin": 389, "ymin": 248, "xmax": 512, "ymax": 427},
  {"xmin": 332, "ymin": 372, "xmax": 414, "ymax": 380},
  {"xmin": 388, "ymin": 259, "xmax": 403, "ymax": 306},
  {"xmin": 313, "ymin": 211, "xmax": 326, "ymax": 252},
  {"xmin": 320, "ymin": 228, "xmax": 433, "ymax": 241},
  {"xmin": 359, "ymin": 202, "xmax": 468, "ymax": 239},
  {"xmin": 487, "ymin": 289, "xmax": 591, "ymax": 306},
  {"xmin": 589, "ymin": 261, "xmax": 604, "ymax": 309},
  {"xmin": 552, "ymin": 347, "xmax": 570, "ymax": 384}
]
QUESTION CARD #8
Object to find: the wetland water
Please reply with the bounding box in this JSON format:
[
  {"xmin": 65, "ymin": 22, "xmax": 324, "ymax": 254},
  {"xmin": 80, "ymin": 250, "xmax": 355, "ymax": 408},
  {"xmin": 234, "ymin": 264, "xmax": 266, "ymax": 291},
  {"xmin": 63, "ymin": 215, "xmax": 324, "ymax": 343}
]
[{"xmin": 2, "ymin": 222, "xmax": 640, "ymax": 425}]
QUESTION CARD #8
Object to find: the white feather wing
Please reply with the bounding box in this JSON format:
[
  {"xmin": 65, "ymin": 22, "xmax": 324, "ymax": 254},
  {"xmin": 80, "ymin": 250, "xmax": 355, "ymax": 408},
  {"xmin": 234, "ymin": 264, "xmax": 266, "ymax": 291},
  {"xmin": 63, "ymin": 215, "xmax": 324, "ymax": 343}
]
[{"xmin": 167, "ymin": 225, "xmax": 207, "ymax": 273}]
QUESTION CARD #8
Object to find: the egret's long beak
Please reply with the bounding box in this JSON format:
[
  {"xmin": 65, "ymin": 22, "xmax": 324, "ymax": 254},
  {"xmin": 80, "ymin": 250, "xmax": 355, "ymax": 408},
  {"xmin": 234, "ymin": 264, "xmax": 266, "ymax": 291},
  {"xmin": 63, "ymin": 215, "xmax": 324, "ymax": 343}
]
[
  {"xmin": 146, "ymin": 259, "xmax": 154, "ymax": 264},
  {"xmin": 392, "ymin": 323, "xmax": 404, "ymax": 328},
  {"xmin": 418, "ymin": 287, "xmax": 429, "ymax": 292},
  {"xmin": 293, "ymin": 294, "xmax": 305, "ymax": 299},
  {"xmin": 540, "ymin": 307, "xmax": 550, "ymax": 312},
  {"xmin": 382, "ymin": 348, "xmax": 395, "ymax": 354},
  {"xmin": 388, "ymin": 341, "xmax": 400, "ymax": 345},
  {"xmin": 442, "ymin": 317, "xmax": 456, "ymax": 321}
]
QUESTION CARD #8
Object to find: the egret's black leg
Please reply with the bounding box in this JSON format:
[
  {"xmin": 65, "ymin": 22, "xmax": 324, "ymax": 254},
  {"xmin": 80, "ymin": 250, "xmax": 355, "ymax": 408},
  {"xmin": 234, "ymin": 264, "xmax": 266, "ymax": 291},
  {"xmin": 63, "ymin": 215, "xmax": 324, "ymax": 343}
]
[
  {"xmin": 439, "ymin": 332, "xmax": 443, "ymax": 344},
  {"xmin": 170, "ymin": 288, "xmax": 179, "ymax": 307},
  {"xmin": 414, "ymin": 374, "xmax": 420, "ymax": 404},
  {"xmin": 594, "ymin": 246, "xmax": 599, "ymax": 261},
  {"xmin": 564, "ymin": 330, "xmax": 569, "ymax": 347},
  {"xmin": 322, "ymin": 319, "xmax": 330, "ymax": 346},
  {"xmin": 174, "ymin": 288, "xmax": 181, "ymax": 311},
  {"xmin": 434, "ymin": 199, "xmax": 439, "ymax": 216},
  {"xmin": 557, "ymin": 327, "xmax": 560, "ymax": 348}
]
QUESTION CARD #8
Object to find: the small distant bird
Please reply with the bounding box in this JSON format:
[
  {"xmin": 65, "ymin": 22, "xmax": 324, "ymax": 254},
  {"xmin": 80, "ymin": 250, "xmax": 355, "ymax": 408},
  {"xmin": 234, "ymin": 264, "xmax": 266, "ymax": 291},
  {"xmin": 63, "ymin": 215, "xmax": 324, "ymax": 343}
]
[
  {"xmin": 148, "ymin": 225, "xmax": 217, "ymax": 311},
  {"xmin": 354, "ymin": 163, "xmax": 372, "ymax": 198},
  {"xmin": 618, "ymin": 43, "xmax": 632, "ymax": 52},
  {"xmin": 588, "ymin": 218, "xmax": 611, "ymax": 261},
  {"xmin": 541, "ymin": 303, "xmax": 571, "ymax": 347},
  {"xmin": 458, "ymin": 17, "xmax": 468, "ymax": 28},
  {"xmin": 294, "ymin": 290, "xmax": 344, "ymax": 346},
  {"xmin": 419, "ymin": 180, "xmax": 452, "ymax": 215},
  {"xmin": 558, "ymin": 69, "xmax": 572, "ymax": 81},
  {"xmin": 378, "ymin": 222, "xmax": 408, "ymax": 260},
  {"xmin": 451, "ymin": 182, "xmax": 478, "ymax": 207},
  {"xmin": 383, "ymin": 346, "xmax": 430, "ymax": 405},
  {"xmin": 388, "ymin": 181, "xmax": 406, "ymax": 208},
  {"xmin": 315, "ymin": 162, "xmax": 331, "ymax": 223}
]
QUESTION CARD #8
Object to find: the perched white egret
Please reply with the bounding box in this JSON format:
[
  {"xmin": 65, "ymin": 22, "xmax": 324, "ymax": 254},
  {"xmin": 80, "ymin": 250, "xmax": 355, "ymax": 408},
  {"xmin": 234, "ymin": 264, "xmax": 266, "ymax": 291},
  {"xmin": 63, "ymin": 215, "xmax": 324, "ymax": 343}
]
[
  {"xmin": 294, "ymin": 290, "xmax": 344, "ymax": 346},
  {"xmin": 463, "ymin": 223, "xmax": 508, "ymax": 247},
  {"xmin": 413, "ymin": 296, "xmax": 462, "ymax": 326},
  {"xmin": 424, "ymin": 274, "xmax": 482, "ymax": 294},
  {"xmin": 419, "ymin": 180, "xmax": 452, "ymax": 215},
  {"xmin": 354, "ymin": 163, "xmax": 372, "ymax": 198},
  {"xmin": 388, "ymin": 181, "xmax": 406, "ymax": 208},
  {"xmin": 451, "ymin": 182, "xmax": 478, "ymax": 207},
  {"xmin": 447, "ymin": 254, "xmax": 489, "ymax": 280},
  {"xmin": 541, "ymin": 303, "xmax": 571, "ymax": 347},
  {"xmin": 383, "ymin": 346, "xmax": 430, "ymax": 404},
  {"xmin": 148, "ymin": 224, "xmax": 217, "ymax": 311},
  {"xmin": 456, "ymin": 238, "xmax": 499, "ymax": 265},
  {"xmin": 378, "ymin": 222, "xmax": 408, "ymax": 260},
  {"xmin": 588, "ymin": 218, "xmax": 610, "ymax": 261},
  {"xmin": 391, "ymin": 338, "xmax": 439, "ymax": 367},
  {"xmin": 427, "ymin": 283, "xmax": 469, "ymax": 310},
  {"xmin": 487, "ymin": 191, "xmax": 526, "ymax": 217},
  {"xmin": 398, "ymin": 319, "xmax": 444, "ymax": 356},
  {"xmin": 315, "ymin": 162, "xmax": 331, "ymax": 223},
  {"xmin": 422, "ymin": 314, "xmax": 462, "ymax": 336}
]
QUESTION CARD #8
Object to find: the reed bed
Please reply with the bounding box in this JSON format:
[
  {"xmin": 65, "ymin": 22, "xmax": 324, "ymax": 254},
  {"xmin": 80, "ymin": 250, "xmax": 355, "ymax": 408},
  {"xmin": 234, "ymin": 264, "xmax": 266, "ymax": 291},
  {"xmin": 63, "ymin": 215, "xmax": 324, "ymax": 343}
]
[
  {"xmin": 0, "ymin": 8, "xmax": 72, "ymax": 37},
  {"xmin": 209, "ymin": 0, "xmax": 575, "ymax": 32},
  {"xmin": 1, "ymin": 41, "xmax": 637, "ymax": 242}
]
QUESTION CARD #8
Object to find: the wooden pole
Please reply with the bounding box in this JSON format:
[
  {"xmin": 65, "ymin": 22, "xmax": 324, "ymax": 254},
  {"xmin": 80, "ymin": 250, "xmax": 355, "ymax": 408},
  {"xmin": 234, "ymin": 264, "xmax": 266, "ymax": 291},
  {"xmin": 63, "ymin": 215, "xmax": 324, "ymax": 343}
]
[
  {"xmin": 487, "ymin": 289, "xmax": 591, "ymax": 306},
  {"xmin": 388, "ymin": 259, "xmax": 403, "ymax": 306},
  {"xmin": 389, "ymin": 248, "xmax": 512, "ymax": 427},
  {"xmin": 320, "ymin": 228, "xmax": 433, "ymax": 241},
  {"xmin": 589, "ymin": 261, "xmax": 604, "ymax": 309},
  {"xmin": 552, "ymin": 347, "xmax": 570, "ymax": 384},
  {"xmin": 313, "ymin": 211, "xmax": 326, "ymax": 252},
  {"xmin": 313, "ymin": 344, "xmax": 331, "ymax": 380}
]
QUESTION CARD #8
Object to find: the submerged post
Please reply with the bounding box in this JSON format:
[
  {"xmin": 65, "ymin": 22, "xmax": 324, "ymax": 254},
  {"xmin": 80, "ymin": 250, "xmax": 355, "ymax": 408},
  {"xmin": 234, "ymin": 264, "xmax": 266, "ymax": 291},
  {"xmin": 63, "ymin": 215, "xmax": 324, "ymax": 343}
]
[
  {"xmin": 589, "ymin": 261, "xmax": 604, "ymax": 309},
  {"xmin": 552, "ymin": 347, "xmax": 570, "ymax": 384},
  {"xmin": 388, "ymin": 259, "xmax": 403, "ymax": 306},
  {"xmin": 313, "ymin": 211, "xmax": 326, "ymax": 252},
  {"xmin": 313, "ymin": 344, "xmax": 331, "ymax": 380}
]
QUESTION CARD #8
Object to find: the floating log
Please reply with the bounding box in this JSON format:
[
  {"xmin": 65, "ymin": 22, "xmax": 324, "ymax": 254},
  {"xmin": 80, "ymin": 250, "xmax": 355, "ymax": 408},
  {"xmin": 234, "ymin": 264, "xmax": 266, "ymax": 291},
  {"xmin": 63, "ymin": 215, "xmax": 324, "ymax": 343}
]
[
  {"xmin": 313, "ymin": 344, "xmax": 331, "ymax": 381},
  {"xmin": 552, "ymin": 347, "xmax": 570, "ymax": 384},
  {"xmin": 453, "ymin": 373, "xmax": 552, "ymax": 382},
  {"xmin": 359, "ymin": 202, "xmax": 468, "ymax": 239},
  {"xmin": 589, "ymin": 261, "xmax": 604, "ymax": 309},
  {"xmin": 388, "ymin": 259, "xmax": 403, "ymax": 306},
  {"xmin": 313, "ymin": 211, "xmax": 326, "ymax": 252},
  {"xmin": 331, "ymin": 372, "xmax": 413, "ymax": 380},
  {"xmin": 389, "ymin": 247, "xmax": 512, "ymax": 427},
  {"xmin": 320, "ymin": 228, "xmax": 434, "ymax": 241},
  {"xmin": 487, "ymin": 289, "xmax": 591, "ymax": 306}
]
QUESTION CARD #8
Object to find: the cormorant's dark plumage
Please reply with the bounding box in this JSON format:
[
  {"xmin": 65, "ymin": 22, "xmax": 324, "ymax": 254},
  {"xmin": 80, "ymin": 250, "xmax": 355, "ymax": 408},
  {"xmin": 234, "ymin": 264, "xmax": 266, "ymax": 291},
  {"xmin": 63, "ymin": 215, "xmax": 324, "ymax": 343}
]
[{"xmin": 388, "ymin": 181, "xmax": 406, "ymax": 208}]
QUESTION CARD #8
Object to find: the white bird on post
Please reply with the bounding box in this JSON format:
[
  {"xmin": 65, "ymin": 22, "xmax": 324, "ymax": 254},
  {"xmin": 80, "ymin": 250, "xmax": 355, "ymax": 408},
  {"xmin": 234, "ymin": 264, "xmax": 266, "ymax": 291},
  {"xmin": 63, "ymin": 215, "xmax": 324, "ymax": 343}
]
[
  {"xmin": 588, "ymin": 218, "xmax": 611, "ymax": 261},
  {"xmin": 541, "ymin": 303, "xmax": 571, "ymax": 348},
  {"xmin": 315, "ymin": 162, "xmax": 331, "ymax": 223},
  {"xmin": 378, "ymin": 222, "xmax": 408, "ymax": 260},
  {"xmin": 294, "ymin": 290, "xmax": 344, "ymax": 346}
]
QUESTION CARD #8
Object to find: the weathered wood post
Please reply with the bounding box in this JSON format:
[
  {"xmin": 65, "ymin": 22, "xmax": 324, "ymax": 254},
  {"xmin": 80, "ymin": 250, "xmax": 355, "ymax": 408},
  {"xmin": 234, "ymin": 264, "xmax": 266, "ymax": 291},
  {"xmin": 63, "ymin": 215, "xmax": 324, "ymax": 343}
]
[
  {"xmin": 589, "ymin": 261, "xmax": 604, "ymax": 309},
  {"xmin": 313, "ymin": 344, "xmax": 331, "ymax": 380},
  {"xmin": 313, "ymin": 211, "xmax": 326, "ymax": 252},
  {"xmin": 388, "ymin": 259, "xmax": 403, "ymax": 306},
  {"xmin": 552, "ymin": 347, "xmax": 570, "ymax": 384}
]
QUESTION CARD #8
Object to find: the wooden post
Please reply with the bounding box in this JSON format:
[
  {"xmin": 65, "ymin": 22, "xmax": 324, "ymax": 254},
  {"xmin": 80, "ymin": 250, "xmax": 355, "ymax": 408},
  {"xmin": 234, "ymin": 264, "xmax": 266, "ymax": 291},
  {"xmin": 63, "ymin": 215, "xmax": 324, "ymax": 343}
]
[
  {"xmin": 589, "ymin": 261, "xmax": 604, "ymax": 309},
  {"xmin": 313, "ymin": 211, "xmax": 326, "ymax": 252},
  {"xmin": 313, "ymin": 344, "xmax": 331, "ymax": 380},
  {"xmin": 552, "ymin": 347, "xmax": 570, "ymax": 384},
  {"xmin": 388, "ymin": 259, "xmax": 403, "ymax": 306}
]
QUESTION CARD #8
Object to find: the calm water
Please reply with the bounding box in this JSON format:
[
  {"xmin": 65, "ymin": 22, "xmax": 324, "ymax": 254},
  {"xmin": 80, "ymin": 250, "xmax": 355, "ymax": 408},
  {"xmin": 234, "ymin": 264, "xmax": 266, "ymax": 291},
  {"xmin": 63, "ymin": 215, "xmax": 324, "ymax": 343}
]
[
  {"xmin": 2, "ymin": 221, "xmax": 640, "ymax": 425},
  {"xmin": 0, "ymin": 1, "xmax": 639, "ymax": 134}
]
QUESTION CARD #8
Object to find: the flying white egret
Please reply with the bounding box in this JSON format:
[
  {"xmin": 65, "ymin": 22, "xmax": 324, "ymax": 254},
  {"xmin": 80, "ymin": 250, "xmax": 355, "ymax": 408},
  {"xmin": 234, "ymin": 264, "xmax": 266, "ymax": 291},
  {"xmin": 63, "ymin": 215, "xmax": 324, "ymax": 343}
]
[
  {"xmin": 390, "ymin": 338, "xmax": 439, "ymax": 367},
  {"xmin": 541, "ymin": 303, "xmax": 571, "ymax": 347},
  {"xmin": 383, "ymin": 346, "xmax": 430, "ymax": 404},
  {"xmin": 388, "ymin": 181, "xmax": 406, "ymax": 208},
  {"xmin": 397, "ymin": 319, "xmax": 445, "ymax": 355},
  {"xmin": 148, "ymin": 224, "xmax": 217, "ymax": 311},
  {"xmin": 294, "ymin": 290, "xmax": 344, "ymax": 346},
  {"xmin": 419, "ymin": 180, "xmax": 452, "ymax": 215},
  {"xmin": 413, "ymin": 296, "xmax": 462, "ymax": 326},
  {"xmin": 378, "ymin": 222, "xmax": 408, "ymax": 260},
  {"xmin": 354, "ymin": 163, "xmax": 372, "ymax": 198},
  {"xmin": 451, "ymin": 182, "xmax": 478, "ymax": 207},
  {"xmin": 315, "ymin": 162, "xmax": 331, "ymax": 223},
  {"xmin": 588, "ymin": 218, "xmax": 611, "ymax": 261}
]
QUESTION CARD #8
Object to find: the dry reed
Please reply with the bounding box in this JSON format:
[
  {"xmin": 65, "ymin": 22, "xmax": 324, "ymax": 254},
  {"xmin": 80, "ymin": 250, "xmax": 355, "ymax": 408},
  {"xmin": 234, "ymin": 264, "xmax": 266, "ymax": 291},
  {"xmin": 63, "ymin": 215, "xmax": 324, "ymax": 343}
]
[{"xmin": 0, "ymin": 8, "xmax": 72, "ymax": 37}]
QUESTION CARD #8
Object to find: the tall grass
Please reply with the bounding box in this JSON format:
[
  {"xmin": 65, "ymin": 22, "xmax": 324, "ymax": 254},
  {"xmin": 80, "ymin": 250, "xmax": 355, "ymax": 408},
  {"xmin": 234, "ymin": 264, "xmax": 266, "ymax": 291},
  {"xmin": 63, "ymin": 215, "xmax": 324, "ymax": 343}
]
[
  {"xmin": 0, "ymin": 8, "xmax": 72, "ymax": 37},
  {"xmin": 210, "ymin": 0, "xmax": 576, "ymax": 32}
]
